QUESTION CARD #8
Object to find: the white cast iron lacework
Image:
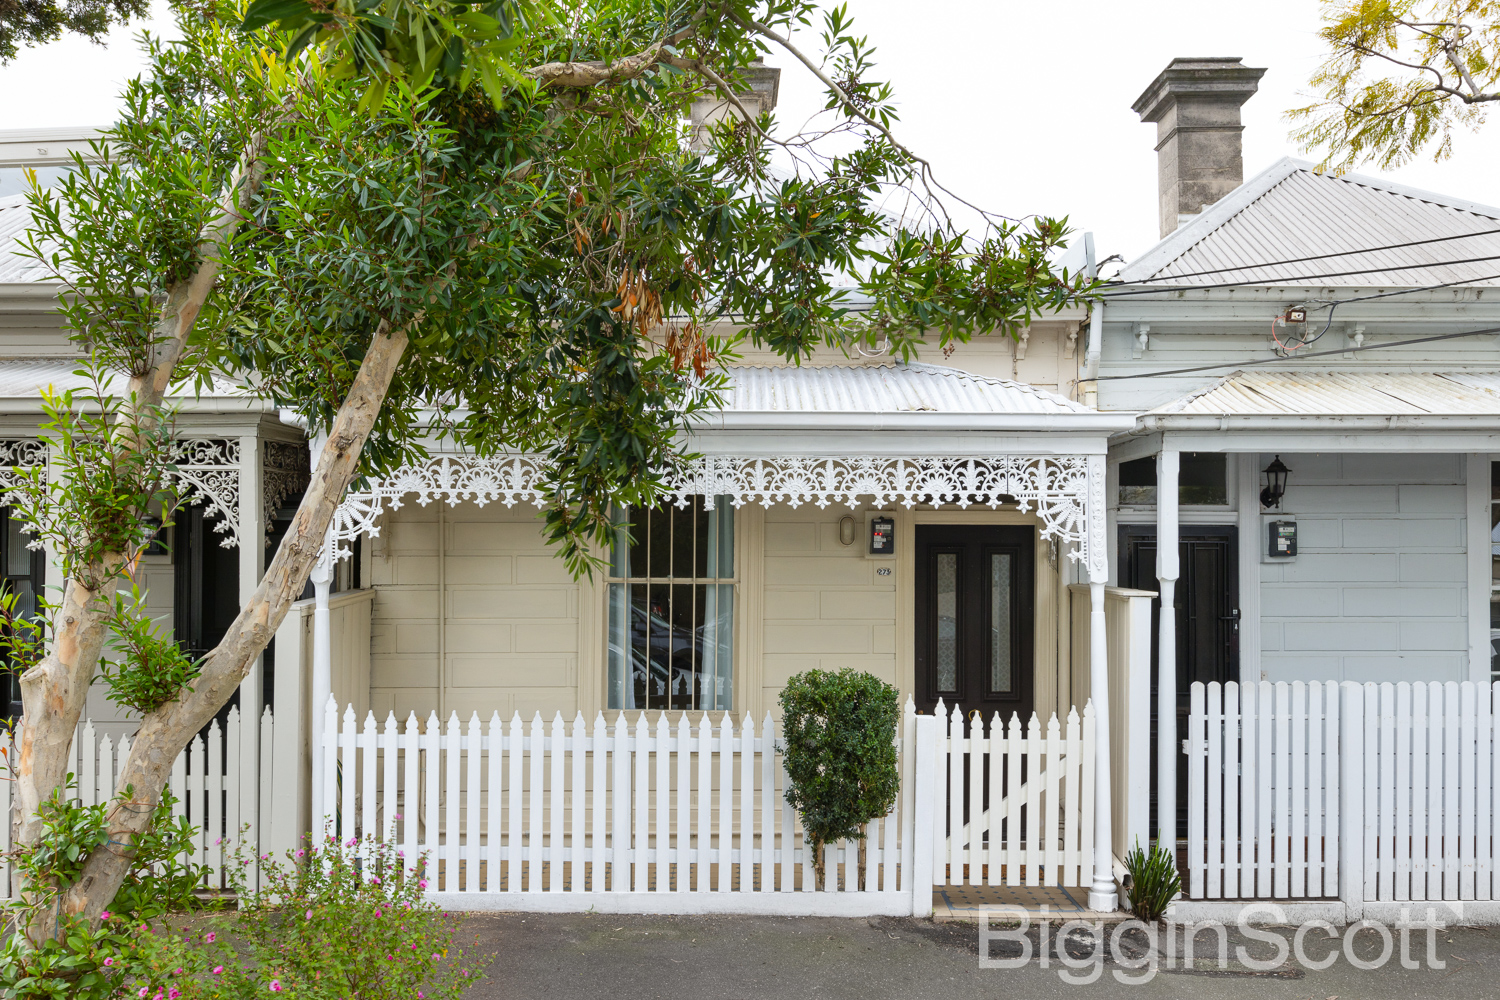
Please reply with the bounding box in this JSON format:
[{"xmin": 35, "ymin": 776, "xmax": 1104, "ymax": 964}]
[
  {"xmin": 330, "ymin": 454, "xmax": 1099, "ymax": 564},
  {"xmin": 172, "ymin": 439, "xmax": 241, "ymax": 548},
  {"xmin": 0, "ymin": 440, "xmax": 45, "ymax": 491}
]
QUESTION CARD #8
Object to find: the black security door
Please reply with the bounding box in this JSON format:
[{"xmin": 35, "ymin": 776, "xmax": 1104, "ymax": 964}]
[
  {"xmin": 915, "ymin": 525, "xmax": 1034, "ymax": 723},
  {"xmin": 1119, "ymin": 525, "xmax": 1239, "ymax": 840}
]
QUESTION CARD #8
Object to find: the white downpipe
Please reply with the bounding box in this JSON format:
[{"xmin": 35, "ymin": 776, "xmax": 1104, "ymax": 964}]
[
  {"xmin": 307, "ymin": 430, "xmax": 334, "ymax": 837},
  {"xmin": 1156, "ymin": 449, "xmax": 1180, "ymax": 849}
]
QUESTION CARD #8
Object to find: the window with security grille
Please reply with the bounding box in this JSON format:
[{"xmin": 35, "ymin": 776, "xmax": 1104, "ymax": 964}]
[{"xmin": 606, "ymin": 496, "xmax": 734, "ymax": 711}]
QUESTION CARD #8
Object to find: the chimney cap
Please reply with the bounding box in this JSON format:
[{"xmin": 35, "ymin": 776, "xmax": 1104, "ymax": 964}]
[{"xmin": 1132, "ymin": 57, "xmax": 1266, "ymax": 123}]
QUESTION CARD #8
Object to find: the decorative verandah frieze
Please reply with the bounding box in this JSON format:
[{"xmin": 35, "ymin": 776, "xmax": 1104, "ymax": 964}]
[
  {"xmin": 0, "ymin": 437, "xmax": 311, "ymax": 551},
  {"xmin": 326, "ymin": 452, "xmax": 1107, "ymax": 572}
]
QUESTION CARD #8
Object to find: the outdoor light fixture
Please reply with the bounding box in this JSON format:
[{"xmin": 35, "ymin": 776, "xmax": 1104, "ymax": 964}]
[
  {"xmin": 838, "ymin": 515, "xmax": 856, "ymax": 546},
  {"xmin": 1260, "ymin": 455, "xmax": 1290, "ymax": 509}
]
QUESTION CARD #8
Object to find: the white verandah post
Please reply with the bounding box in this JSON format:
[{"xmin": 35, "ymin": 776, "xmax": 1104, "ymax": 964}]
[
  {"xmin": 1086, "ymin": 453, "xmax": 1118, "ymax": 911},
  {"xmin": 307, "ymin": 431, "xmax": 334, "ymax": 837},
  {"xmin": 1156, "ymin": 448, "xmax": 1179, "ymax": 850}
]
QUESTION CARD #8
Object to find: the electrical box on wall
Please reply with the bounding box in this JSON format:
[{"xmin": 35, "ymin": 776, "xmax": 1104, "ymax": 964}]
[
  {"xmin": 1264, "ymin": 518, "xmax": 1298, "ymax": 562},
  {"xmin": 868, "ymin": 514, "xmax": 895, "ymax": 557}
]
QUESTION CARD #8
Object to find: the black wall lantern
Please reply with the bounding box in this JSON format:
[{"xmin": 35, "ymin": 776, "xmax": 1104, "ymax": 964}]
[{"xmin": 1260, "ymin": 455, "xmax": 1290, "ymax": 509}]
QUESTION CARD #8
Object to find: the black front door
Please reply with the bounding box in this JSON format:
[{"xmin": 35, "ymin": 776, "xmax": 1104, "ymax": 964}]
[
  {"xmin": 915, "ymin": 525, "xmax": 1034, "ymax": 722},
  {"xmin": 1120, "ymin": 525, "xmax": 1240, "ymax": 840}
]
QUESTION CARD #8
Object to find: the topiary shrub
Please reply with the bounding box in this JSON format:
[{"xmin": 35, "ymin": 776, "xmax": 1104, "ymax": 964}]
[{"xmin": 779, "ymin": 668, "xmax": 900, "ymax": 889}]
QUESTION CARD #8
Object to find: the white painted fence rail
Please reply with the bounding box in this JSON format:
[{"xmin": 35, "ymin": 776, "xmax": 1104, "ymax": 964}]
[
  {"xmin": 936, "ymin": 700, "xmax": 1096, "ymax": 888},
  {"xmin": 321, "ymin": 697, "xmax": 920, "ymax": 915},
  {"xmin": 1187, "ymin": 681, "xmax": 1499, "ymax": 905},
  {"xmin": 0, "ymin": 707, "xmax": 277, "ymax": 897}
]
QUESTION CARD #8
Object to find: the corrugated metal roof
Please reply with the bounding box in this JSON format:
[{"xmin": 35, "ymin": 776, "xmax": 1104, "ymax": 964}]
[
  {"xmin": 1152, "ymin": 370, "xmax": 1500, "ymax": 415},
  {"xmin": 0, "ymin": 359, "xmax": 244, "ymax": 399},
  {"xmin": 1119, "ymin": 158, "xmax": 1500, "ymax": 288},
  {"xmin": 721, "ymin": 363, "xmax": 1089, "ymax": 414},
  {"xmin": 0, "ymin": 194, "xmax": 46, "ymax": 283}
]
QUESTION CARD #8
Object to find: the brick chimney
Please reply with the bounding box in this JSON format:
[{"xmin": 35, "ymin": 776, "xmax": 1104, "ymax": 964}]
[
  {"xmin": 688, "ymin": 59, "xmax": 780, "ymax": 149},
  {"xmin": 1132, "ymin": 57, "xmax": 1266, "ymax": 238}
]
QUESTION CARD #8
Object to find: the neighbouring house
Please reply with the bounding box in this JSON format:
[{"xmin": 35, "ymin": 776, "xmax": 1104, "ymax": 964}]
[{"xmin": 0, "ymin": 55, "xmax": 1496, "ymax": 922}]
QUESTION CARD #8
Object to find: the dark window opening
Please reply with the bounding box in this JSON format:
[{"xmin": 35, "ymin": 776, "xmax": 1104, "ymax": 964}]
[
  {"xmin": 0, "ymin": 506, "xmax": 43, "ymax": 721},
  {"xmin": 1118, "ymin": 452, "xmax": 1228, "ymax": 507}
]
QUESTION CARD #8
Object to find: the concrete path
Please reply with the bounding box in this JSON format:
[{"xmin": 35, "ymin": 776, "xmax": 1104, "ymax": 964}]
[{"xmin": 456, "ymin": 911, "xmax": 1500, "ymax": 999}]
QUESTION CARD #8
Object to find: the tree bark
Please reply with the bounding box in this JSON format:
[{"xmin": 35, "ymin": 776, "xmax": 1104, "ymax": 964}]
[
  {"xmin": 12, "ymin": 135, "xmax": 273, "ymax": 855},
  {"xmin": 41, "ymin": 321, "xmax": 409, "ymax": 935}
]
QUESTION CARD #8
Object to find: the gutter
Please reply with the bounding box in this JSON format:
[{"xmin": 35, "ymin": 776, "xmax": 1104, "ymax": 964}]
[
  {"xmin": 1127, "ymin": 412, "xmax": 1500, "ymax": 434},
  {"xmin": 696, "ymin": 410, "xmax": 1137, "ymax": 433}
]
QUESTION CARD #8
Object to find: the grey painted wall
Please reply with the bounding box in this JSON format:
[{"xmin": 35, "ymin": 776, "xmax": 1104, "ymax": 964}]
[{"xmin": 1257, "ymin": 452, "xmax": 1469, "ymax": 683}]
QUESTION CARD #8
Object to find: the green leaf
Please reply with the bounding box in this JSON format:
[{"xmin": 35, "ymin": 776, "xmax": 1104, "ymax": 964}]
[{"xmin": 240, "ymin": 0, "xmax": 314, "ymax": 32}]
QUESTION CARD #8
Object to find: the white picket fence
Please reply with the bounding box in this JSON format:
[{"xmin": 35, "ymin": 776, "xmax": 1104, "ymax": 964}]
[
  {"xmin": 322, "ymin": 698, "xmax": 919, "ymax": 915},
  {"xmin": 0, "ymin": 707, "xmax": 277, "ymax": 897},
  {"xmin": 1186, "ymin": 680, "xmax": 1341, "ymax": 899},
  {"xmin": 1360, "ymin": 681, "xmax": 1498, "ymax": 903},
  {"xmin": 1187, "ymin": 681, "xmax": 1500, "ymax": 904},
  {"xmin": 936, "ymin": 700, "xmax": 1096, "ymax": 888}
]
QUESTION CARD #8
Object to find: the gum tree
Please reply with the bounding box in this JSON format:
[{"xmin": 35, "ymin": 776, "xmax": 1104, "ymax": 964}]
[{"xmin": 10, "ymin": 0, "xmax": 1089, "ymax": 953}]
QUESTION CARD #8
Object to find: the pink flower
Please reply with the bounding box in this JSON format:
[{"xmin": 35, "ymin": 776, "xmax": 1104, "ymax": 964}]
[
  {"xmin": 270, "ymin": 980, "xmax": 283, "ymax": 992},
  {"xmin": 169, "ymin": 989, "xmax": 181, "ymax": 999},
  {"xmin": 305, "ymin": 909, "xmax": 313, "ymax": 920},
  {"xmin": 346, "ymin": 837, "xmax": 357, "ymax": 847},
  {"xmin": 214, "ymin": 966, "xmax": 224, "ymax": 975},
  {"xmin": 99, "ymin": 911, "xmax": 111, "ymax": 920},
  {"xmin": 393, "ymin": 812, "xmax": 402, "ymax": 820},
  {"xmin": 204, "ymin": 932, "xmax": 216, "ymax": 943},
  {"xmin": 295, "ymin": 849, "xmax": 305, "ymax": 859},
  {"xmin": 374, "ymin": 909, "xmax": 383, "ymax": 917},
  {"xmin": 431, "ymin": 953, "xmax": 441, "ymax": 961},
  {"xmin": 102, "ymin": 957, "xmax": 114, "ymax": 967},
  {"xmin": 418, "ymin": 994, "xmax": 425, "ymax": 999},
  {"xmin": 137, "ymin": 989, "xmax": 147, "ymax": 998},
  {"xmin": 418, "ymin": 879, "xmax": 428, "ymax": 889},
  {"xmin": 174, "ymin": 968, "xmax": 183, "ymax": 976}
]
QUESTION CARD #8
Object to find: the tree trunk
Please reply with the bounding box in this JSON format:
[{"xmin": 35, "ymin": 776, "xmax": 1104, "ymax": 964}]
[
  {"xmin": 12, "ymin": 138, "xmax": 271, "ymax": 854},
  {"xmin": 38, "ymin": 322, "xmax": 409, "ymax": 937}
]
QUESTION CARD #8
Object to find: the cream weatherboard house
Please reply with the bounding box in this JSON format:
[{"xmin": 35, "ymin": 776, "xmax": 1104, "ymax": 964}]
[{"xmin": 0, "ymin": 54, "xmax": 1498, "ymax": 921}]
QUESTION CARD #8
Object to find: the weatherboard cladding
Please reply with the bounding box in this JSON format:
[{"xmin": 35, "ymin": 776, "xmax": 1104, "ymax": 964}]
[
  {"xmin": 1123, "ymin": 159, "xmax": 1500, "ymax": 288},
  {"xmin": 719, "ymin": 363, "xmax": 1089, "ymax": 414},
  {"xmin": 1153, "ymin": 370, "xmax": 1500, "ymax": 416}
]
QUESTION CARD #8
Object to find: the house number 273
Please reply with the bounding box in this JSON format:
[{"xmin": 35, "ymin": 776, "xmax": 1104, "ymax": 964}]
[{"xmin": 876, "ymin": 567, "xmax": 892, "ymax": 576}]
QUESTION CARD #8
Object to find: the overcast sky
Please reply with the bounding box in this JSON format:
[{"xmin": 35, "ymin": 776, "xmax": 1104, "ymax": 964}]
[{"xmin": 3, "ymin": 0, "xmax": 1499, "ymax": 265}]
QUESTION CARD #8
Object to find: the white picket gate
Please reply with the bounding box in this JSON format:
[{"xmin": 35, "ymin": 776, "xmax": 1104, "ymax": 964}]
[
  {"xmin": 321, "ymin": 698, "xmax": 920, "ymax": 915},
  {"xmin": 1187, "ymin": 680, "xmax": 1500, "ymax": 904},
  {"xmin": 0, "ymin": 707, "xmax": 277, "ymax": 897},
  {"xmin": 935, "ymin": 700, "xmax": 1096, "ymax": 888}
]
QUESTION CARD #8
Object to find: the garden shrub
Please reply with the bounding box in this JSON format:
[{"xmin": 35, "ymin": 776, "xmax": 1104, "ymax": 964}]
[
  {"xmin": 779, "ymin": 668, "xmax": 900, "ymax": 888},
  {"xmin": 1122, "ymin": 839, "xmax": 1181, "ymax": 922},
  {"xmin": 0, "ymin": 782, "xmax": 208, "ymax": 1000},
  {"xmin": 118, "ymin": 833, "xmax": 487, "ymax": 999}
]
